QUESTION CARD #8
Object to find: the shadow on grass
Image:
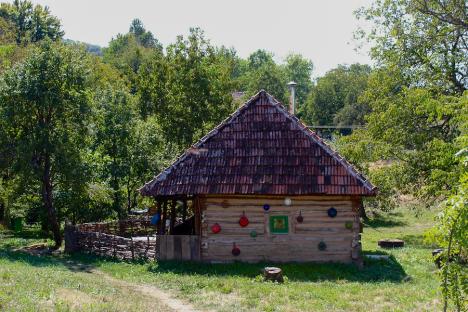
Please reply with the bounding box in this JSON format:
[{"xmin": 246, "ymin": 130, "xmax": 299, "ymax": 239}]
[
  {"xmin": 146, "ymin": 251, "xmax": 407, "ymax": 283},
  {"xmin": 1, "ymin": 244, "xmax": 408, "ymax": 284},
  {"xmin": 364, "ymin": 214, "xmax": 407, "ymax": 228},
  {"xmin": 0, "ymin": 247, "xmax": 97, "ymax": 274}
]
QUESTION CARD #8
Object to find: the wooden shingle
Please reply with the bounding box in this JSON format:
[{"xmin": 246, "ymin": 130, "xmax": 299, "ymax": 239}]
[{"xmin": 140, "ymin": 90, "xmax": 376, "ymax": 196}]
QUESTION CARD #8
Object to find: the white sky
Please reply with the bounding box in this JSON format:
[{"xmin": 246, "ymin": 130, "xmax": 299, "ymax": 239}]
[{"xmin": 26, "ymin": 0, "xmax": 374, "ymax": 77}]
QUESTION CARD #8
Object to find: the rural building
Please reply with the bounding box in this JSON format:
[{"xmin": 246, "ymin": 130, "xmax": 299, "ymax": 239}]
[{"xmin": 139, "ymin": 90, "xmax": 376, "ymax": 263}]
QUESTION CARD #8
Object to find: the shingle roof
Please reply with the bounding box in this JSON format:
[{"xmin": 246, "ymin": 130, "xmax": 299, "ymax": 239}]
[{"xmin": 140, "ymin": 90, "xmax": 376, "ymax": 196}]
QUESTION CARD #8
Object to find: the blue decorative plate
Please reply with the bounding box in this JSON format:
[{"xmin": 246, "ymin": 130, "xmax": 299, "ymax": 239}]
[{"xmin": 327, "ymin": 207, "xmax": 337, "ymax": 218}]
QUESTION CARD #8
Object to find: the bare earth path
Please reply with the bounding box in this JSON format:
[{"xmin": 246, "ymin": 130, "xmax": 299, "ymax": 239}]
[{"xmin": 91, "ymin": 268, "xmax": 202, "ymax": 312}]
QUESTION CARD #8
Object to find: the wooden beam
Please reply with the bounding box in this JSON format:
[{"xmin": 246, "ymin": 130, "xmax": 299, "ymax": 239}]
[
  {"xmin": 156, "ymin": 199, "xmax": 163, "ymax": 235},
  {"xmin": 161, "ymin": 200, "xmax": 168, "ymax": 235},
  {"xmin": 182, "ymin": 198, "xmax": 188, "ymax": 222},
  {"xmin": 169, "ymin": 200, "xmax": 176, "ymax": 234}
]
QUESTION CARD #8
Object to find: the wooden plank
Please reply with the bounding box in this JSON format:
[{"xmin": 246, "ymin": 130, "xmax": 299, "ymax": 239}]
[
  {"xmin": 190, "ymin": 236, "xmax": 200, "ymax": 260},
  {"xmin": 173, "ymin": 235, "xmax": 182, "ymax": 260},
  {"xmin": 159, "ymin": 235, "xmax": 167, "ymax": 261},
  {"xmin": 165, "ymin": 235, "xmax": 174, "ymax": 260},
  {"xmin": 181, "ymin": 235, "xmax": 191, "ymax": 260}
]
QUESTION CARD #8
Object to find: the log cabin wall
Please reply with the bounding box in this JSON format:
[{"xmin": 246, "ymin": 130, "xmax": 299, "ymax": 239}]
[{"xmin": 200, "ymin": 195, "xmax": 362, "ymax": 263}]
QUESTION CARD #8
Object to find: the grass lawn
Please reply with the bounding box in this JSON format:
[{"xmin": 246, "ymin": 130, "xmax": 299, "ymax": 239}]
[{"xmin": 0, "ymin": 207, "xmax": 443, "ymax": 311}]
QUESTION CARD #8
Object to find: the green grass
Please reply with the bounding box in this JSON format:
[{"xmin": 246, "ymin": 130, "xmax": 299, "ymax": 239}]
[{"xmin": 0, "ymin": 208, "xmax": 443, "ymax": 311}]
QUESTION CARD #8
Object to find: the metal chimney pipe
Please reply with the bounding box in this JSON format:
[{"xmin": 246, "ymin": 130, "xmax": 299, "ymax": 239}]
[{"xmin": 287, "ymin": 81, "xmax": 297, "ymax": 114}]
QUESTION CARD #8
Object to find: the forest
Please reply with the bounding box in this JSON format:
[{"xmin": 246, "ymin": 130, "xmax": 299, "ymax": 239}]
[{"xmin": 0, "ymin": 0, "xmax": 466, "ymax": 309}]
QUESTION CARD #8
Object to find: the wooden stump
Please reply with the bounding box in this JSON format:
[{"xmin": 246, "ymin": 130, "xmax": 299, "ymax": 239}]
[
  {"xmin": 378, "ymin": 239, "xmax": 404, "ymax": 248},
  {"xmin": 263, "ymin": 267, "xmax": 283, "ymax": 283}
]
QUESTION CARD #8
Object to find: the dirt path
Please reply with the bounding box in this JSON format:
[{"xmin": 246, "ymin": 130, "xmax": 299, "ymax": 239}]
[{"xmin": 91, "ymin": 269, "xmax": 202, "ymax": 312}]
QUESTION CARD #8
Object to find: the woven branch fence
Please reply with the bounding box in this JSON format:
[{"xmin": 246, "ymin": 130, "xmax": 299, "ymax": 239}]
[{"xmin": 65, "ymin": 219, "xmax": 200, "ymax": 262}]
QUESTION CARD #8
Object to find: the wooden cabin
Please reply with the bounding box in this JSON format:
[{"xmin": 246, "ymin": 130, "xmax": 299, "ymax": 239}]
[{"xmin": 140, "ymin": 90, "xmax": 376, "ymax": 263}]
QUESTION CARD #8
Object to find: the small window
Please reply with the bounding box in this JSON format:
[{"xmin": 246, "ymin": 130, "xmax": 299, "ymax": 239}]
[{"xmin": 269, "ymin": 215, "xmax": 289, "ymax": 234}]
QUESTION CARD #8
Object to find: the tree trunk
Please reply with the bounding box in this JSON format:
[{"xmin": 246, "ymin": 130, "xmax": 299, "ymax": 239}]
[
  {"xmin": 0, "ymin": 202, "xmax": 4, "ymax": 222},
  {"xmin": 42, "ymin": 154, "xmax": 62, "ymax": 249},
  {"xmin": 126, "ymin": 179, "xmax": 132, "ymax": 214}
]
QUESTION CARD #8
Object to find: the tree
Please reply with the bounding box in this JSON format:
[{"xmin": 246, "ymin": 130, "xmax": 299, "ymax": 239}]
[
  {"xmin": 129, "ymin": 18, "xmax": 161, "ymax": 49},
  {"xmin": 246, "ymin": 64, "xmax": 287, "ymax": 103},
  {"xmin": 0, "ymin": 0, "xmax": 63, "ymax": 45},
  {"xmin": 136, "ymin": 50, "xmax": 167, "ymax": 119},
  {"xmin": 103, "ymin": 19, "xmax": 162, "ymax": 94},
  {"xmin": 93, "ymin": 85, "xmax": 136, "ymax": 218},
  {"xmin": 302, "ymin": 64, "xmax": 371, "ymax": 126},
  {"xmin": 125, "ymin": 117, "xmax": 169, "ymax": 211},
  {"xmin": 247, "ymin": 49, "xmax": 275, "ymax": 71},
  {"xmin": 0, "ymin": 40, "xmax": 91, "ymax": 247},
  {"xmin": 162, "ymin": 28, "xmax": 235, "ymax": 148},
  {"xmin": 284, "ymin": 54, "xmax": 313, "ymax": 107},
  {"xmin": 356, "ymin": 0, "xmax": 467, "ymax": 94}
]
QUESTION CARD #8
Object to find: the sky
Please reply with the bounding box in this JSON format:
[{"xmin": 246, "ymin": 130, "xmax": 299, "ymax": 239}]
[{"xmin": 27, "ymin": 0, "xmax": 374, "ymax": 77}]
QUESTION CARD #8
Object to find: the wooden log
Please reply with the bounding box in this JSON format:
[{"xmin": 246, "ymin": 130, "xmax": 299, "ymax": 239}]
[{"xmin": 263, "ymin": 267, "xmax": 284, "ymax": 283}]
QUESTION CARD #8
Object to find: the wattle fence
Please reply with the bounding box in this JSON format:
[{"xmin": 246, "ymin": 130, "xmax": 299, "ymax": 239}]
[{"xmin": 64, "ymin": 219, "xmax": 200, "ymax": 261}]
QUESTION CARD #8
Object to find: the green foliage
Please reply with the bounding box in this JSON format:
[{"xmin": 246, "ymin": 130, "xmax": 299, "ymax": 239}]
[
  {"xmin": 246, "ymin": 62, "xmax": 287, "ymax": 104},
  {"xmin": 283, "ymin": 54, "xmax": 313, "ymax": 107},
  {"xmin": 339, "ymin": 69, "xmax": 465, "ymax": 209},
  {"xmin": 135, "ymin": 50, "xmax": 167, "ymax": 119},
  {"xmin": 102, "ymin": 20, "xmax": 161, "ymax": 95},
  {"xmin": 129, "ymin": 18, "xmax": 161, "ymax": 49},
  {"xmin": 301, "ymin": 64, "xmax": 371, "ymax": 126},
  {"xmin": 162, "ymin": 28, "xmax": 235, "ymax": 148},
  {"xmin": 426, "ymin": 173, "xmax": 467, "ymax": 311},
  {"xmin": 93, "ymin": 85, "xmax": 136, "ymax": 218},
  {"xmin": 0, "ymin": 0, "xmax": 63, "ymax": 45},
  {"xmin": 355, "ymin": 0, "xmax": 467, "ymax": 94},
  {"xmin": 0, "ymin": 16, "xmax": 15, "ymax": 43}
]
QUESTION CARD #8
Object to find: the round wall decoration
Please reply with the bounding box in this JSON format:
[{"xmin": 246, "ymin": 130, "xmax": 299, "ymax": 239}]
[
  {"xmin": 211, "ymin": 223, "xmax": 221, "ymax": 234},
  {"xmin": 239, "ymin": 211, "xmax": 249, "ymax": 227},
  {"xmin": 263, "ymin": 204, "xmax": 270, "ymax": 211},
  {"xmin": 284, "ymin": 197, "xmax": 292, "ymax": 206},
  {"xmin": 232, "ymin": 243, "xmax": 240, "ymax": 256},
  {"xmin": 250, "ymin": 230, "xmax": 257, "ymax": 238},
  {"xmin": 296, "ymin": 210, "xmax": 304, "ymax": 223},
  {"xmin": 327, "ymin": 207, "xmax": 338, "ymax": 218},
  {"xmin": 345, "ymin": 221, "xmax": 353, "ymax": 230},
  {"xmin": 318, "ymin": 241, "xmax": 327, "ymax": 251}
]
